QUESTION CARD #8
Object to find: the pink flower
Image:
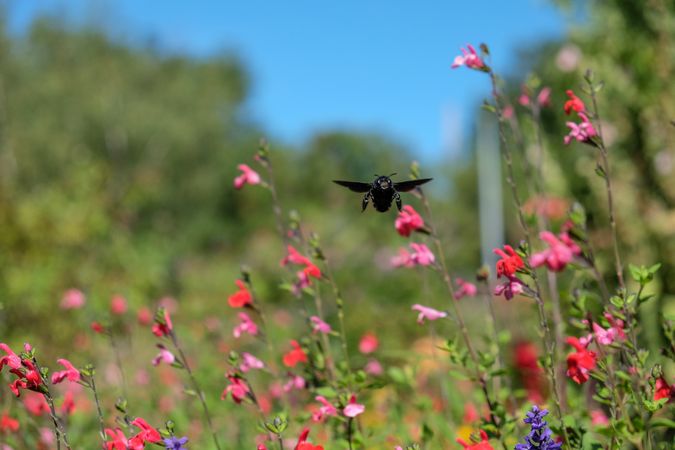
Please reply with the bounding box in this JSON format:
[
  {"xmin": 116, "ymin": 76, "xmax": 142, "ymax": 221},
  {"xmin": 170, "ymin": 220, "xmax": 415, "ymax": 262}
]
[
  {"xmin": 493, "ymin": 276, "xmax": 525, "ymax": 300},
  {"xmin": 151, "ymin": 344, "xmax": 175, "ymax": 367},
  {"xmin": 563, "ymin": 89, "xmax": 586, "ymax": 115},
  {"xmin": 394, "ymin": 205, "xmax": 425, "ymax": 237},
  {"xmin": 451, "ymin": 44, "xmax": 485, "ymax": 70},
  {"xmin": 0, "ymin": 344, "xmax": 22, "ymax": 371},
  {"xmin": 410, "ymin": 243, "xmax": 435, "ymax": 266},
  {"xmin": 283, "ymin": 374, "xmax": 306, "ymax": 392},
  {"xmin": 343, "ymin": 395, "xmax": 365, "ymax": 418},
  {"xmin": 137, "ymin": 307, "xmax": 152, "ymax": 326},
  {"xmin": 151, "ymin": 308, "xmax": 173, "ymax": 337},
  {"xmin": 537, "ymin": 87, "xmax": 552, "ymax": 107},
  {"xmin": 502, "ymin": 105, "xmax": 515, "ymax": 119},
  {"xmin": 358, "ymin": 333, "xmax": 379, "ymax": 354},
  {"xmin": 239, "ymin": 352, "xmax": 264, "ymax": 373},
  {"xmin": 233, "ymin": 312, "xmax": 258, "ymax": 338},
  {"xmin": 51, "ymin": 359, "xmax": 80, "ymax": 384},
  {"xmin": 60, "ymin": 289, "xmax": 85, "ymax": 310},
  {"xmin": 281, "ymin": 245, "xmax": 322, "ymax": 295},
  {"xmin": 110, "ymin": 295, "xmax": 128, "ymax": 315},
  {"xmin": 454, "ymin": 278, "xmax": 477, "ymax": 300},
  {"xmin": 233, "ymin": 164, "xmax": 261, "ymax": 189},
  {"xmin": 564, "ymin": 112, "xmax": 597, "ymax": 145},
  {"xmin": 411, "ymin": 304, "xmax": 447, "ymax": 324},
  {"xmin": 364, "ymin": 359, "xmax": 383, "ymax": 376},
  {"xmin": 222, "ymin": 375, "xmax": 250, "ymax": 403},
  {"xmin": 530, "ymin": 231, "xmax": 579, "ymax": 272},
  {"xmin": 591, "ymin": 410, "xmax": 609, "ymax": 426},
  {"xmin": 312, "ymin": 395, "xmax": 338, "ymax": 422},
  {"xmin": 390, "ymin": 247, "xmax": 414, "ymax": 268},
  {"xmin": 590, "ymin": 313, "xmax": 625, "ymax": 345},
  {"xmin": 309, "ymin": 316, "xmax": 332, "ymax": 334}
]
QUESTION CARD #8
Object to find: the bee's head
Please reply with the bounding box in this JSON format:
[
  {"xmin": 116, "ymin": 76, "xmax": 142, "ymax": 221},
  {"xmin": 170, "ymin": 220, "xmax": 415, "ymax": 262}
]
[{"xmin": 374, "ymin": 175, "xmax": 393, "ymax": 189}]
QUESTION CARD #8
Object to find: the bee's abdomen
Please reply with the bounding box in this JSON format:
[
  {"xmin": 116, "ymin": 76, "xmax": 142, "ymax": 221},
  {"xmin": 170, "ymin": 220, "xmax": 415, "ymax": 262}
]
[{"xmin": 372, "ymin": 190, "xmax": 393, "ymax": 212}]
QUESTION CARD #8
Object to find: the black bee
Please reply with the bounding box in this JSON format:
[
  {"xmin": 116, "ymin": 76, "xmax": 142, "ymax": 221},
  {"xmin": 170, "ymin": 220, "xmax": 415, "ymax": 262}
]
[{"xmin": 333, "ymin": 174, "xmax": 432, "ymax": 212}]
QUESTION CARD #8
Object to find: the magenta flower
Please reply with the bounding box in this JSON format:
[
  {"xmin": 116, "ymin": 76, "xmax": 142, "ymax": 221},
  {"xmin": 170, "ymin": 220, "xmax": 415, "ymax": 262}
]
[
  {"xmin": 564, "ymin": 112, "xmax": 597, "ymax": 145},
  {"xmin": 311, "ymin": 395, "xmax": 338, "ymax": 422},
  {"xmin": 411, "ymin": 304, "xmax": 448, "ymax": 324},
  {"xmin": 358, "ymin": 332, "xmax": 379, "ymax": 354},
  {"xmin": 233, "ymin": 164, "xmax": 261, "ymax": 189},
  {"xmin": 364, "ymin": 359, "xmax": 383, "ymax": 376},
  {"xmin": 410, "ymin": 243, "xmax": 435, "ymax": 266},
  {"xmin": 60, "ymin": 289, "xmax": 86, "ymax": 310},
  {"xmin": 151, "ymin": 344, "xmax": 175, "ymax": 367},
  {"xmin": 390, "ymin": 247, "xmax": 413, "ymax": 268},
  {"xmin": 530, "ymin": 231, "xmax": 581, "ymax": 272},
  {"xmin": 343, "ymin": 394, "xmax": 365, "ymax": 418},
  {"xmin": 51, "ymin": 359, "xmax": 81, "ymax": 384},
  {"xmin": 537, "ymin": 87, "xmax": 552, "ymax": 107},
  {"xmin": 233, "ymin": 312, "xmax": 258, "ymax": 338},
  {"xmin": 493, "ymin": 276, "xmax": 525, "ymax": 300},
  {"xmin": 239, "ymin": 352, "xmax": 264, "ymax": 373},
  {"xmin": 222, "ymin": 375, "xmax": 250, "ymax": 403},
  {"xmin": 590, "ymin": 313, "xmax": 625, "ymax": 345},
  {"xmin": 309, "ymin": 316, "xmax": 332, "ymax": 334},
  {"xmin": 454, "ymin": 277, "xmax": 477, "ymax": 300},
  {"xmin": 0, "ymin": 344, "xmax": 22, "ymax": 371},
  {"xmin": 451, "ymin": 44, "xmax": 485, "ymax": 70},
  {"xmin": 394, "ymin": 205, "xmax": 425, "ymax": 237}
]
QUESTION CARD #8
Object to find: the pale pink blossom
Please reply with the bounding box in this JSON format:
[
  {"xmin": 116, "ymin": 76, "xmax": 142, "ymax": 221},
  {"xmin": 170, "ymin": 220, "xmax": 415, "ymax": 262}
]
[
  {"xmin": 358, "ymin": 333, "xmax": 378, "ymax": 354},
  {"xmin": 311, "ymin": 395, "xmax": 338, "ymax": 422},
  {"xmin": 233, "ymin": 164, "xmax": 261, "ymax": 189},
  {"xmin": 309, "ymin": 316, "xmax": 332, "ymax": 334},
  {"xmin": 451, "ymin": 44, "xmax": 485, "ymax": 70},
  {"xmin": 409, "ymin": 243, "xmax": 435, "ymax": 266},
  {"xmin": 240, "ymin": 352, "xmax": 264, "ymax": 373},
  {"xmin": 390, "ymin": 248, "xmax": 414, "ymax": 268},
  {"xmin": 590, "ymin": 313, "xmax": 625, "ymax": 345},
  {"xmin": 60, "ymin": 289, "xmax": 85, "ymax": 310},
  {"xmin": 411, "ymin": 304, "xmax": 447, "ymax": 324},
  {"xmin": 233, "ymin": 312, "xmax": 258, "ymax": 338},
  {"xmin": 591, "ymin": 409, "xmax": 609, "ymax": 425},
  {"xmin": 530, "ymin": 231, "xmax": 579, "ymax": 272},
  {"xmin": 493, "ymin": 276, "xmax": 525, "ymax": 300},
  {"xmin": 564, "ymin": 112, "xmax": 597, "ymax": 145},
  {"xmin": 151, "ymin": 344, "xmax": 175, "ymax": 367},
  {"xmin": 343, "ymin": 395, "xmax": 365, "ymax": 418},
  {"xmin": 364, "ymin": 359, "xmax": 383, "ymax": 376},
  {"xmin": 51, "ymin": 359, "xmax": 81, "ymax": 384},
  {"xmin": 537, "ymin": 87, "xmax": 552, "ymax": 107},
  {"xmin": 110, "ymin": 295, "xmax": 128, "ymax": 315},
  {"xmin": 282, "ymin": 374, "xmax": 306, "ymax": 392},
  {"xmin": 454, "ymin": 277, "xmax": 477, "ymax": 300}
]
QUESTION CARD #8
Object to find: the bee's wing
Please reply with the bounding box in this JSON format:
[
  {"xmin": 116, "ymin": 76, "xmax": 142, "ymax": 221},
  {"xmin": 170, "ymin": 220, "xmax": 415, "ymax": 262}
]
[
  {"xmin": 394, "ymin": 178, "xmax": 433, "ymax": 192},
  {"xmin": 332, "ymin": 180, "xmax": 371, "ymax": 193}
]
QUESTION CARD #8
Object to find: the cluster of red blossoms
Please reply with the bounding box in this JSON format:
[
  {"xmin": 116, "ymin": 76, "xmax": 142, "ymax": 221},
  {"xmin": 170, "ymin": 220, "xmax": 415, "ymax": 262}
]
[
  {"xmin": 0, "ymin": 343, "xmax": 45, "ymax": 397},
  {"xmin": 104, "ymin": 417, "xmax": 161, "ymax": 450},
  {"xmin": 281, "ymin": 245, "xmax": 322, "ymax": 296},
  {"xmin": 565, "ymin": 336, "xmax": 597, "ymax": 384},
  {"xmin": 493, "ymin": 245, "xmax": 526, "ymax": 300}
]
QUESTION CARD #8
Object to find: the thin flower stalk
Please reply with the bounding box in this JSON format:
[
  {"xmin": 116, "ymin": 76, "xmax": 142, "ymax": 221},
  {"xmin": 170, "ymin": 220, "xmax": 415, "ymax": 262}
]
[
  {"xmin": 32, "ymin": 357, "xmax": 72, "ymax": 450},
  {"xmin": 418, "ymin": 190, "xmax": 505, "ymax": 447},
  {"xmin": 487, "ymin": 67, "xmax": 568, "ymax": 444}
]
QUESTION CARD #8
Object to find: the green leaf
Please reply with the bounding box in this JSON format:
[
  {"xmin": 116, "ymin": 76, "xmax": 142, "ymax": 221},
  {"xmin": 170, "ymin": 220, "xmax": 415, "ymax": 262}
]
[
  {"xmin": 650, "ymin": 418, "xmax": 675, "ymax": 429},
  {"xmin": 314, "ymin": 386, "xmax": 337, "ymax": 398}
]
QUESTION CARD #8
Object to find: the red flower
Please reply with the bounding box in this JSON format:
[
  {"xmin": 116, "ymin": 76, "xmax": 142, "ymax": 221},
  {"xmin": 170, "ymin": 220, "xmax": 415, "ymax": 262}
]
[
  {"xmin": 359, "ymin": 333, "xmax": 379, "ymax": 354},
  {"xmin": 456, "ymin": 429, "xmax": 494, "ymax": 450},
  {"xmin": 23, "ymin": 391, "xmax": 49, "ymax": 416},
  {"xmin": 451, "ymin": 44, "xmax": 486, "ymax": 70},
  {"xmin": 295, "ymin": 428, "xmax": 324, "ymax": 450},
  {"xmin": 90, "ymin": 321, "xmax": 106, "ymax": 334},
  {"xmin": 394, "ymin": 205, "xmax": 425, "ymax": 237},
  {"xmin": 233, "ymin": 164, "xmax": 261, "ymax": 189},
  {"xmin": 563, "ymin": 89, "xmax": 586, "ymax": 115},
  {"xmin": 105, "ymin": 428, "xmax": 129, "ymax": 450},
  {"xmin": 493, "ymin": 245, "xmax": 524, "ymax": 278},
  {"xmin": 282, "ymin": 340, "xmax": 308, "ymax": 367},
  {"xmin": 281, "ymin": 245, "xmax": 322, "ymax": 295},
  {"xmin": 130, "ymin": 417, "xmax": 161, "ymax": 443},
  {"xmin": 228, "ymin": 279, "xmax": 253, "ymax": 308},
  {"xmin": 51, "ymin": 359, "xmax": 80, "ymax": 384},
  {"xmin": 137, "ymin": 307, "xmax": 152, "ymax": 326},
  {"xmin": 514, "ymin": 341, "xmax": 545, "ymax": 403},
  {"xmin": 566, "ymin": 337, "xmax": 597, "ymax": 384},
  {"xmin": 151, "ymin": 308, "xmax": 173, "ymax": 337},
  {"xmin": 0, "ymin": 343, "xmax": 22, "ymax": 371},
  {"xmin": 0, "ymin": 413, "xmax": 19, "ymax": 434},
  {"xmin": 654, "ymin": 376, "xmax": 674, "ymax": 402},
  {"xmin": 222, "ymin": 375, "xmax": 250, "ymax": 403}
]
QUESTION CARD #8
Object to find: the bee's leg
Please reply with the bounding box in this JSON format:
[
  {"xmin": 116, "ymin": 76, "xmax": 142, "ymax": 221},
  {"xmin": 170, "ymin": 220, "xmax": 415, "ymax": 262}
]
[
  {"xmin": 394, "ymin": 192, "xmax": 402, "ymax": 211},
  {"xmin": 361, "ymin": 192, "xmax": 371, "ymax": 212}
]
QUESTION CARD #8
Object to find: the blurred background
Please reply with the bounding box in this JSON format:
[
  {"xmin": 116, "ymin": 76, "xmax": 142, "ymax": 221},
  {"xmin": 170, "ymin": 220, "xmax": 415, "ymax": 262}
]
[{"xmin": 0, "ymin": 0, "xmax": 673, "ymax": 447}]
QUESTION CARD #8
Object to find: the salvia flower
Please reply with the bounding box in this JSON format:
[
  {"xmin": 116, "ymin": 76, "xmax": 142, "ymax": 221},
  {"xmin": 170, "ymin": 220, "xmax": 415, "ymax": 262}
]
[
  {"xmin": 494, "ymin": 245, "xmax": 524, "ymax": 278},
  {"xmin": 411, "ymin": 304, "xmax": 447, "ymax": 324},
  {"xmin": 151, "ymin": 344, "xmax": 176, "ymax": 367},
  {"xmin": 514, "ymin": 406, "xmax": 562, "ymax": 450},
  {"xmin": 281, "ymin": 245, "xmax": 322, "ymax": 295},
  {"xmin": 233, "ymin": 312, "xmax": 258, "ymax": 338},
  {"xmin": 60, "ymin": 289, "xmax": 85, "ymax": 310},
  {"xmin": 563, "ymin": 112, "xmax": 597, "ymax": 145},
  {"xmin": 239, "ymin": 352, "xmax": 264, "ymax": 373},
  {"xmin": 456, "ymin": 429, "xmax": 494, "ymax": 450},
  {"xmin": 233, "ymin": 164, "xmax": 261, "ymax": 189},
  {"xmin": 343, "ymin": 394, "xmax": 365, "ymax": 418},
  {"xmin": 130, "ymin": 417, "xmax": 162, "ymax": 444},
  {"xmin": 563, "ymin": 89, "xmax": 585, "ymax": 115},
  {"xmin": 454, "ymin": 278, "xmax": 477, "ymax": 300},
  {"xmin": 164, "ymin": 436, "xmax": 189, "ymax": 450},
  {"xmin": 151, "ymin": 308, "xmax": 173, "ymax": 338},
  {"xmin": 222, "ymin": 375, "xmax": 250, "ymax": 403},
  {"xmin": 395, "ymin": 205, "xmax": 425, "ymax": 237},
  {"xmin": 514, "ymin": 341, "xmax": 545, "ymax": 403},
  {"xmin": 309, "ymin": 316, "xmax": 332, "ymax": 334},
  {"xmin": 110, "ymin": 295, "xmax": 128, "ymax": 315},
  {"xmin": 0, "ymin": 413, "xmax": 19, "ymax": 434},
  {"xmin": 565, "ymin": 336, "xmax": 597, "ymax": 384},
  {"xmin": 359, "ymin": 332, "xmax": 379, "ymax": 354},
  {"xmin": 530, "ymin": 231, "xmax": 580, "ymax": 272},
  {"xmin": 312, "ymin": 395, "xmax": 338, "ymax": 422},
  {"xmin": 50, "ymin": 358, "xmax": 80, "ymax": 384},
  {"xmin": 228, "ymin": 280, "xmax": 253, "ymax": 308},
  {"xmin": 590, "ymin": 313, "xmax": 625, "ymax": 346},
  {"xmin": 282, "ymin": 340, "xmax": 308, "ymax": 367},
  {"xmin": 451, "ymin": 44, "xmax": 485, "ymax": 70},
  {"xmin": 0, "ymin": 344, "xmax": 22, "ymax": 371},
  {"xmin": 653, "ymin": 376, "xmax": 674, "ymax": 402},
  {"xmin": 493, "ymin": 276, "xmax": 525, "ymax": 300},
  {"xmin": 295, "ymin": 428, "xmax": 324, "ymax": 450},
  {"xmin": 410, "ymin": 243, "xmax": 435, "ymax": 266}
]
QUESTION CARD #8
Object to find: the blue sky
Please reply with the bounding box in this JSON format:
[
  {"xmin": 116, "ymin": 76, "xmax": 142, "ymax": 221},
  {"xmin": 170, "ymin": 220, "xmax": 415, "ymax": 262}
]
[{"xmin": 8, "ymin": 1, "xmax": 569, "ymax": 160}]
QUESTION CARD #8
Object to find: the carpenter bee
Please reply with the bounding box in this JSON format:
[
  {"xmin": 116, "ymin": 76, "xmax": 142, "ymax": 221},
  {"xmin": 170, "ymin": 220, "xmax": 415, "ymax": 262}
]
[{"xmin": 333, "ymin": 174, "xmax": 432, "ymax": 212}]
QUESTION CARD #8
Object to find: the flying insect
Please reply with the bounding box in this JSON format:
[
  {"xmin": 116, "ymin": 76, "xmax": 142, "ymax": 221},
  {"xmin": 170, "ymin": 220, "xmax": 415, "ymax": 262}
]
[{"xmin": 333, "ymin": 174, "xmax": 432, "ymax": 212}]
